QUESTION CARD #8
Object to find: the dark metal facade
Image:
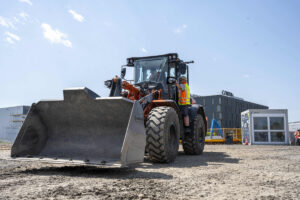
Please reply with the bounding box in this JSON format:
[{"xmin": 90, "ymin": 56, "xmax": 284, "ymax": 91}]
[{"xmin": 193, "ymin": 95, "xmax": 268, "ymax": 128}]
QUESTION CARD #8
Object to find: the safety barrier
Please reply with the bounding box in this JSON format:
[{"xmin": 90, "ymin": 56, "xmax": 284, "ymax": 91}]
[{"xmin": 205, "ymin": 128, "xmax": 242, "ymax": 143}]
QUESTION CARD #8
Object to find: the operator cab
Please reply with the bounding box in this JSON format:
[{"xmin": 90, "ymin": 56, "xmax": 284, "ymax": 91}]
[
  {"xmin": 123, "ymin": 53, "xmax": 191, "ymax": 100},
  {"xmin": 132, "ymin": 56, "xmax": 168, "ymax": 98}
]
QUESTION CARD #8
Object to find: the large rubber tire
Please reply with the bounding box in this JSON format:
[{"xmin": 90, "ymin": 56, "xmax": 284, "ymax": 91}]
[
  {"xmin": 145, "ymin": 106, "xmax": 180, "ymax": 163},
  {"xmin": 183, "ymin": 114, "xmax": 205, "ymax": 155}
]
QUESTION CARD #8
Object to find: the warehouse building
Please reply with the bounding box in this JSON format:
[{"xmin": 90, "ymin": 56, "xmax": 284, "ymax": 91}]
[
  {"xmin": 193, "ymin": 91, "xmax": 268, "ymax": 128},
  {"xmin": 0, "ymin": 106, "xmax": 30, "ymax": 143}
]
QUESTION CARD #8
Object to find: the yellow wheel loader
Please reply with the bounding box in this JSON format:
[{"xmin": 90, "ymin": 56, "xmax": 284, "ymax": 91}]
[{"xmin": 11, "ymin": 53, "xmax": 207, "ymax": 167}]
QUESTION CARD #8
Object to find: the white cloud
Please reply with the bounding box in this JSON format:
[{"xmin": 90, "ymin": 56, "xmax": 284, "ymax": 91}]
[
  {"xmin": 6, "ymin": 32, "xmax": 20, "ymax": 41},
  {"xmin": 0, "ymin": 16, "xmax": 17, "ymax": 29},
  {"xmin": 174, "ymin": 24, "xmax": 188, "ymax": 34},
  {"xmin": 140, "ymin": 48, "xmax": 147, "ymax": 53},
  {"xmin": 5, "ymin": 32, "xmax": 21, "ymax": 44},
  {"xmin": 8, "ymin": 21, "xmax": 17, "ymax": 30},
  {"xmin": 243, "ymin": 74, "xmax": 250, "ymax": 78},
  {"xmin": 41, "ymin": 23, "xmax": 72, "ymax": 48},
  {"xmin": 14, "ymin": 17, "xmax": 20, "ymax": 23},
  {"xmin": 19, "ymin": 12, "xmax": 29, "ymax": 20},
  {"xmin": 19, "ymin": 0, "xmax": 32, "ymax": 6},
  {"xmin": 6, "ymin": 37, "xmax": 15, "ymax": 44},
  {"xmin": 68, "ymin": 10, "xmax": 84, "ymax": 22},
  {"xmin": 0, "ymin": 16, "xmax": 9, "ymax": 27}
]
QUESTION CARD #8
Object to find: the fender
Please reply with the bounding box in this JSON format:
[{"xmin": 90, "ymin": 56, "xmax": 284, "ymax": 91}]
[
  {"xmin": 151, "ymin": 99, "xmax": 181, "ymax": 115},
  {"xmin": 145, "ymin": 100, "xmax": 183, "ymax": 139}
]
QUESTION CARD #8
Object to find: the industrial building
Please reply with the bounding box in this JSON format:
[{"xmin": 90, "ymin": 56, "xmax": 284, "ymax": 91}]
[
  {"xmin": 289, "ymin": 121, "xmax": 300, "ymax": 132},
  {"xmin": 289, "ymin": 121, "xmax": 300, "ymax": 144},
  {"xmin": 241, "ymin": 109, "xmax": 289, "ymax": 145},
  {"xmin": 193, "ymin": 91, "xmax": 268, "ymax": 128},
  {"xmin": 0, "ymin": 106, "xmax": 30, "ymax": 143}
]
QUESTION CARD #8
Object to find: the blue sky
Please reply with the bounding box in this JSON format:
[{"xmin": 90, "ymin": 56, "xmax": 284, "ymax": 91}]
[{"xmin": 0, "ymin": 0, "xmax": 299, "ymax": 122}]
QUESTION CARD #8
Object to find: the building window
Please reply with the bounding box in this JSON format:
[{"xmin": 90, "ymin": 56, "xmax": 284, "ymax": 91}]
[
  {"xmin": 217, "ymin": 105, "xmax": 221, "ymax": 112},
  {"xmin": 212, "ymin": 98, "xmax": 214, "ymax": 105},
  {"xmin": 203, "ymin": 99, "xmax": 205, "ymax": 106},
  {"xmin": 270, "ymin": 132, "xmax": 285, "ymax": 142},
  {"xmin": 218, "ymin": 120, "xmax": 221, "ymax": 126},
  {"xmin": 219, "ymin": 97, "xmax": 222, "ymax": 104},
  {"xmin": 270, "ymin": 117, "xmax": 284, "ymax": 130},
  {"xmin": 254, "ymin": 117, "xmax": 268, "ymax": 130},
  {"xmin": 254, "ymin": 132, "xmax": 268, "ymax": 142},
  {"xmin": 253, "ymin": 116, "xmax": 285, "ymax": 143},
  {"xmin": 270, "ymin": 117, "xmax": 285, "ymax": 142}
]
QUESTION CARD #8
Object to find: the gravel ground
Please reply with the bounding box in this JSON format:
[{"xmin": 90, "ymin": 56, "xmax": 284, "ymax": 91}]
[{"xmin": 0, "ymin": 143, "xmax": 299, "ymax": 200}]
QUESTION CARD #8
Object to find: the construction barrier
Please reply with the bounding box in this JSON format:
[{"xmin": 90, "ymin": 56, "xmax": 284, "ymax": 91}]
[{"xmin": 205, "ymin": 128, "xmax": 242, "ymax": 144}]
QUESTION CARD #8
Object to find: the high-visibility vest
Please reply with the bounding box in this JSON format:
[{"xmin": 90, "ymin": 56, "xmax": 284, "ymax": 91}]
[{"xmin": 178, "ymin": 83, "xmax": 191, "ymax": 105}]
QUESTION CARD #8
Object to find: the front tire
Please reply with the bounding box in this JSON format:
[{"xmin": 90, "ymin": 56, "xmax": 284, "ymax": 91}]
[
  {"xmin": 145, "ymin": 106, "xmax": 180, "ymax": 163},
  {"xmin": 182, "ymin": 114, "xmax": 205, "ymax": 155}
]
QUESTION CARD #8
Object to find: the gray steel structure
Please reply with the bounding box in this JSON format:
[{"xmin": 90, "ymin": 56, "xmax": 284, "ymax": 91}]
[{"xmin": 193, "ymin": 93, "xmax": 268, "ymax": 128}]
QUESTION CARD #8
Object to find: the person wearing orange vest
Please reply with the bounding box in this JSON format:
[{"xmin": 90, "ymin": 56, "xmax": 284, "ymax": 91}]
[
  {"xmin": 176, "ymin": 76, "xmax": 191, "ymax": 133},
  {"xmin": 295, "ymin": 129, "xmax": 300, "ymax": 145}
]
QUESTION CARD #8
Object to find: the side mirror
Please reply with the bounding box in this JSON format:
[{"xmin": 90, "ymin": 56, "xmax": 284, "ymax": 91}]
[
  {"xmin": 167, "ymin": 77, "xmax": 176, "ymax": 84},
  {"xmin": 179, "ymin": 63, "xmax": 187, "ymax": 74},
  {"xmin": 104, "ymin": 80, "xmax": 112, "ymax": 88},
  {"xmin": 121, "ymin": 68, "xmax": 126, "ymax": 79}
]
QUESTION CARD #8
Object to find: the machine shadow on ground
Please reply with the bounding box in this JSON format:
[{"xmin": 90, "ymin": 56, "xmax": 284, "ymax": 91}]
[
  {"xmin": 142, "ymin": 151, "xmax": 241, "ymax": 169},
  {"xmin": 17, "ymin": 166, "xmax": 173, "ymax": 180},
  {"xmin": 2, "ymin": 146, "xmax": 240, "ymax": 180}
]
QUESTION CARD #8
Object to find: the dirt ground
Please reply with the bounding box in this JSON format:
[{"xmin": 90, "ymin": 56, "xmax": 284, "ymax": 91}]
[{"xmin": 0, "ymin": 143, "xmax": 299, "ymax": 200}]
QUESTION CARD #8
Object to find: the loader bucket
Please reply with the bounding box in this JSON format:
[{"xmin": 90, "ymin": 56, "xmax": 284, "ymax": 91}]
[{"xmin": 11, "ymin": 87, "xmax": 146, "ymax": 167}]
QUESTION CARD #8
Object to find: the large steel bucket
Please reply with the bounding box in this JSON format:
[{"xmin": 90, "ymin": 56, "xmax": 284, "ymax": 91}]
[{"xmin": 11, "ymin": 87, "xmax": 146, "ymax": 167}]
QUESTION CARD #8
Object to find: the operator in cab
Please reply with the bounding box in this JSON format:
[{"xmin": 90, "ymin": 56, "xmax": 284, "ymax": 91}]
[
  {"xmin": 148, "ymin": 68, "xmax": 158, "ymax": 82},
  {"xmin": 176, "ymin": 76, "xmax": 191, "ymax": 133},
  {"xmin": 148, "ymin": 68, "xmax": 168, "ymax": 98}
]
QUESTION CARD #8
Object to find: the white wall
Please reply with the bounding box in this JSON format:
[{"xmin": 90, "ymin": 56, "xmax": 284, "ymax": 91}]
[
  {"xmin": 289, "ymin": 122, "xmax": 300, "ymax": 132},
  {"xmin": 0, "ymin": 106, "xmax": 29, "ymax": 143}
]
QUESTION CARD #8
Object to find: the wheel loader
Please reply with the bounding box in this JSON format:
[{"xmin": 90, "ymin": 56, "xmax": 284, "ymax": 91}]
[{"xmin": 11, "ymin": 53, "xmax": 207, "ymax": 167}]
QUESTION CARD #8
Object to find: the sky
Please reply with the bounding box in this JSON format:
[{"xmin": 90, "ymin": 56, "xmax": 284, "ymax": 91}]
[{"xmin": 0, "ymin": 0, "xmax": 299, "ymax": 122}]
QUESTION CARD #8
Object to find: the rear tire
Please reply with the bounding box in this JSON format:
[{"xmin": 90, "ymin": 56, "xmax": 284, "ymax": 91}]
[
  {"xmin": 183, "ymin": 114, "xmax": 205, "ymax": 155},
  {"xmin": 146, "ymin": 106, "xmax": 180, "ymax": 163}
]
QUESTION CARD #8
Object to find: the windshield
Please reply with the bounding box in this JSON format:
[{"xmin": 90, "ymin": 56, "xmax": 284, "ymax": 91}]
[{"xmin": 134, "ymin": 57, "xmax": 168, "ymax": 84}]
